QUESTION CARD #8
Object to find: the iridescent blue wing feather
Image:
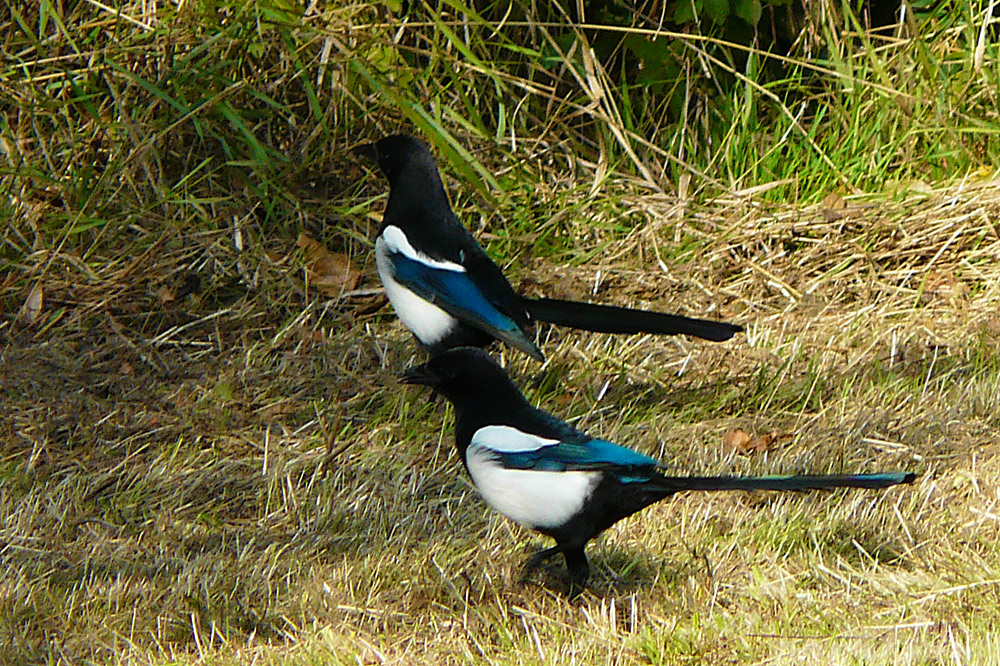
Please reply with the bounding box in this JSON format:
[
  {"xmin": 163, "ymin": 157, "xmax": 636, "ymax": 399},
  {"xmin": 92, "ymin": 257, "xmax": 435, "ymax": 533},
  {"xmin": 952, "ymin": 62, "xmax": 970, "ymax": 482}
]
[{"xmin": 388, "ymin": 251, "xmax": 542, "ymax": 359}]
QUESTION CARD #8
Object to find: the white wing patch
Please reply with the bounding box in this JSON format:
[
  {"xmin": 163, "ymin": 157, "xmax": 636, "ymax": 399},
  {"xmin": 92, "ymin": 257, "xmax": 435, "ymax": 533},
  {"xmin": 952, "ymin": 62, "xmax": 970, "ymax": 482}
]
[
  {"xmin": 466, "ymin": 443, "xmax": 598, "ymax": 531},
  {"xmin": 375, "ymin": 235, "xmax": 456, "ymax": 345},
  {"xmin": 466, "ymin": 428, "xmax": 598, "ymax": 531},
  {"xmin": 381, "ymin": 225, "xmax": 466, "ymax": 273},
  {"xmin": 471, "ymin": 425, "xmax": 560, "ymax": 453}
]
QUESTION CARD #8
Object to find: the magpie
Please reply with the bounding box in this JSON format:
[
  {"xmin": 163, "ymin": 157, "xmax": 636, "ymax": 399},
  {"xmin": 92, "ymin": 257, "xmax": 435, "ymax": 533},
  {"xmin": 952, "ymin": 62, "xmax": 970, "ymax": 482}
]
[
  {"xmin": 401, "ymin": 347, "xmax": 917, "ymax": 592},
  {"xmin": 356, "ymin": 134, "xmax": 743, "ymax": 361}
]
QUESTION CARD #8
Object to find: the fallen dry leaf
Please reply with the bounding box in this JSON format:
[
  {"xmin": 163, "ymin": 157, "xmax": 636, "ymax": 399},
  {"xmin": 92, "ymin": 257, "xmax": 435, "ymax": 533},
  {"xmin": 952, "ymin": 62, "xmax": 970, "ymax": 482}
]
[
  {"xmin": 722, "ymin": 428, "xmax": 752, "ymax": 452},
  {"xmin": 923, "ymin": 270, "xmax": 969, "ymax": 304},
  {"xmin": 900, "ymin": 178, "xmax": 934, "ymax": 195},
  {"xmin": 750, "ymin": 432, "xmax": 777, "ymax": 454},
  {"xmin": 157, "ymin": 284, "xmax": 175, "ymax": 306},
  {"xmin": 297, "ymin": 233, "xmax": 361, "ymax": 298},
  {"xmin": 982, "ymin": 313, "xmax": 1000, "ymax": 336},
  {"xmin": 822, "ymin": 191, "xmax": 847, "ymax": 222},
  {"xmin": 723, "ymin": 428, "xmax": 790, "ymax": 455},
  {"xmin": 18, "ymin": 283, "xmax": 44, "ymax": 327}
]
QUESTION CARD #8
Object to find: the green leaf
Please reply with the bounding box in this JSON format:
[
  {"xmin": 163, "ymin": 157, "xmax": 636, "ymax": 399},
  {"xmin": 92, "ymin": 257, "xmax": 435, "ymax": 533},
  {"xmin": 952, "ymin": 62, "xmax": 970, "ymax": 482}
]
[
  {"xmin": 214, "ymin": 380, "xmax": 234, "ymax": 402},
  {"xmin": 672, "ymin": 0, "xmax": 697, "ymax": 24},
  {"xmin": 703, "ymin": 0, "xmax": 730, "ymax": 24},
  {"xmin": 734, "ymin": 0, "xmax": 762, "ymax": 25}
]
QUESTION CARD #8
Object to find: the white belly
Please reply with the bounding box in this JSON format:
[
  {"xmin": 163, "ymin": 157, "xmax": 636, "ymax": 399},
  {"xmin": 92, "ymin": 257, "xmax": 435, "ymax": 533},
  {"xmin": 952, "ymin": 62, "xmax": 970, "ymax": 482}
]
[
  {"xmin": 375, "ymin": 236, "xmax": 457, "ymax": 345},
  {"xmin": 466, "ymin": 444, "xmax": 599, "ymax": 531}
]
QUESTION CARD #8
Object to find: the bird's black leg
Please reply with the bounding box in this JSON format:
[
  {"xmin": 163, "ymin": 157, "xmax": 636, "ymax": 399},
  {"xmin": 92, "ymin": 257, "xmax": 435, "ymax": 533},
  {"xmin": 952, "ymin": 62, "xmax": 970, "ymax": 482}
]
[
  {"xmin": 520, "ymin": 545, "xmax": 563, "ymax": 579},
  {"xmin": 562, "ymin": 547, "xmax": 590, "ymax": 598}
]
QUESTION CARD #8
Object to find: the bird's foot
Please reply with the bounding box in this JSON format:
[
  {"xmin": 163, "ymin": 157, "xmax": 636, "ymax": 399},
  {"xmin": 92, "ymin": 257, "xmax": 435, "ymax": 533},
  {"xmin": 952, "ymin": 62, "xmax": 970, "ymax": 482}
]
[{"xmin": 518, "ymin": 545, "xmax": 562, "ymax": 583}]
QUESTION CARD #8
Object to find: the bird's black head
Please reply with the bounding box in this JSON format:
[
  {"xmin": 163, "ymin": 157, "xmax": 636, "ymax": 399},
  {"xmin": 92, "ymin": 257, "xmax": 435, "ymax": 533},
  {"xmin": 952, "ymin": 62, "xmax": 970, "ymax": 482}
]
[
  {"xmin": 353, "ymin": 134, "xmax": 435, "ymax": 184},
  {"xmin": 400, "ymin": 347, "xmax": 525, "ymax": 409}
]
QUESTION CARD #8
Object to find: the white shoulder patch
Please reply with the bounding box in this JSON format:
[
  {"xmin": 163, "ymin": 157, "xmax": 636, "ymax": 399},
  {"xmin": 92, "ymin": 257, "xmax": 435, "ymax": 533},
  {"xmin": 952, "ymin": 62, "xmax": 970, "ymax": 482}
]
[
  {"xmin": 381, "ymin": 225, "xmax": 466, "ymax": 273},
  {"xmin": 471, "ymin": 425, "xmax": 560, "ymax": 453}
]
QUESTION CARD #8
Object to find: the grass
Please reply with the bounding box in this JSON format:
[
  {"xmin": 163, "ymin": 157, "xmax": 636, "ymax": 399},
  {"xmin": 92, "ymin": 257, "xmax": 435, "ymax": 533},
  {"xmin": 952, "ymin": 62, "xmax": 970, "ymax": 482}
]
[{"xmin": 3, "ymin": 0, "xmax": 1000, "ymax": 664}]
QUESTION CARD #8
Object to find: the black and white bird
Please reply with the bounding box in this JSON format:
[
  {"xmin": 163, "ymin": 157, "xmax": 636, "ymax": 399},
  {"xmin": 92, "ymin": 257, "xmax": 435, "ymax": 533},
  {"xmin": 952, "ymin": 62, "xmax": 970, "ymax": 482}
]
[
  {"xmin": 356, "ymin": 134, "xmax": 743, "ymax": 361},
  {"xmin": 401, "ymin": 347, "xmax": 917, "ymax": 592}
]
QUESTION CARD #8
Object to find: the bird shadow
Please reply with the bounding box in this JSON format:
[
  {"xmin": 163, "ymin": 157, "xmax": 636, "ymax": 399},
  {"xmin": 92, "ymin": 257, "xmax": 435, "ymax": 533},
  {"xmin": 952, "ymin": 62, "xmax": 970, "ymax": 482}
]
[
  {"xmin": 522, "ymin": 358, "xmax": 737, "ymax": 416},
  {"xmin": 515, "ymin": 541, "xmax": 704, "ymax": 600}
]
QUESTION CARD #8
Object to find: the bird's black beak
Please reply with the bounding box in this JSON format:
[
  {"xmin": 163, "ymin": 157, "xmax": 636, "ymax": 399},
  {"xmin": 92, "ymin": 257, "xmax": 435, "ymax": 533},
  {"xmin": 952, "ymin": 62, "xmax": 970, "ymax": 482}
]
[
  {"xmin": 353, "ymin": 142, "xmax": 379, "ymax": 162},
  {"xmin": 399, "ymin": 363, "xmax": 437, "ymax": 387}
]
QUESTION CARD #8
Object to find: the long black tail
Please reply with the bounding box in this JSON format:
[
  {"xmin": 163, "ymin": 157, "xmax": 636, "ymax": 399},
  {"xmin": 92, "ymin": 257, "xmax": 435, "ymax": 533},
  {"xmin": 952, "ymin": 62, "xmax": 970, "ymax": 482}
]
[
  {"xmin": 523, "ymin": 297, "xmax": 743, "ymax": 342},
  {"xmin": 655, "ymin": 472, "xmax": 917, "ymax": 493}
]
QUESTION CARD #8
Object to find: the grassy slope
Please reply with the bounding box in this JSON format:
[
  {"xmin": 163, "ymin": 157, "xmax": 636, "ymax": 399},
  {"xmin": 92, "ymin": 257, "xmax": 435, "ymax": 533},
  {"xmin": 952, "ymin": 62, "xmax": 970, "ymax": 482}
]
[{"xmin": 3, "ymin": 1, "xmax": 1000, "ymax": 664}]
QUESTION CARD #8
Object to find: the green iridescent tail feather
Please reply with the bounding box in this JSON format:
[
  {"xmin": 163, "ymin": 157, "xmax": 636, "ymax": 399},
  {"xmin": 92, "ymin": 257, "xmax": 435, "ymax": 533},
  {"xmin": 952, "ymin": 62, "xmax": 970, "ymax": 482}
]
[{"xmin": 655, "ymin": 472, "xmax": 917, "ymax": 493}]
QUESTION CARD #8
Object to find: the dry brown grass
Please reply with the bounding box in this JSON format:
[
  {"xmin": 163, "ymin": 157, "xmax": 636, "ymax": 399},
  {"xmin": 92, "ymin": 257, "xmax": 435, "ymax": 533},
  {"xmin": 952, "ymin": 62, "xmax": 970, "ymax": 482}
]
[{"xmin": 4, "ymin": 169, "xmax": 1000, "ymax": 664}]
